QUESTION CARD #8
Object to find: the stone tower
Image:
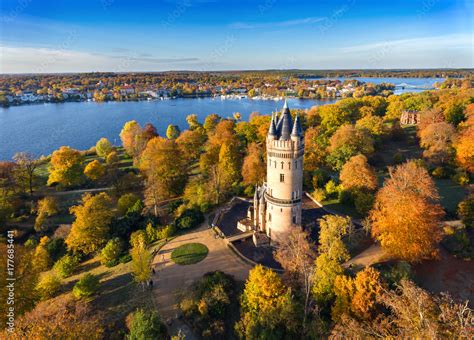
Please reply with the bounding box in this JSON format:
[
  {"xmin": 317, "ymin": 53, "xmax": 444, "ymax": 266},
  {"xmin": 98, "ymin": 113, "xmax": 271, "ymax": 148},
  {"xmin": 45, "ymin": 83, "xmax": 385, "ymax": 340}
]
[{"xmin": 263, "ymin": 100, "xmax": 304, "ymax": 242}]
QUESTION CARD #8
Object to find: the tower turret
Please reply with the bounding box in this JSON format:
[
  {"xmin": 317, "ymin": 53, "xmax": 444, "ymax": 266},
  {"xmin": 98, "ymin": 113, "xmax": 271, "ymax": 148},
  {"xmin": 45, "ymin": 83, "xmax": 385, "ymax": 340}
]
[{"xmin": 263, "ymin": 100, "xmax": 304, "ymax": 243}]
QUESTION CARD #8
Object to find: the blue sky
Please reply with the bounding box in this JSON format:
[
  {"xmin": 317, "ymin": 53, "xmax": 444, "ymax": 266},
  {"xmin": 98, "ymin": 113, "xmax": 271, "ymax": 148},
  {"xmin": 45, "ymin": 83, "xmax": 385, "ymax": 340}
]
[{"xmin": 0, "ymin": 0, "xmax": 472, "ymax": 72}]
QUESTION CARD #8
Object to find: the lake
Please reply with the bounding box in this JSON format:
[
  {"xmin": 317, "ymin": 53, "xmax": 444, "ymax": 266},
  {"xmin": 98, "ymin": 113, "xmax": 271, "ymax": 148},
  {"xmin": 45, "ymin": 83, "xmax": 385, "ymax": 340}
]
[
  {"xmin": 0, "ymin": 77, "xmax": 443, "ymax": 160},
  {"xmin": 0, "ymin": 97, "xmax": 335, "ymax": 160}
]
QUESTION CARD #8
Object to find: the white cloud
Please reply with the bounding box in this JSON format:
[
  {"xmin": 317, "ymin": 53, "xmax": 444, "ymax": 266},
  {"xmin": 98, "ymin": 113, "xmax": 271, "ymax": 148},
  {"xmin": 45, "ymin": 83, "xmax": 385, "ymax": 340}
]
[
  {"xmin": 0, "ymin": 45, "xmax": 200, "ymax": 73},
  {"xmin": 229, "ymin": 17, "xmax": 324, "ymax": 29}
]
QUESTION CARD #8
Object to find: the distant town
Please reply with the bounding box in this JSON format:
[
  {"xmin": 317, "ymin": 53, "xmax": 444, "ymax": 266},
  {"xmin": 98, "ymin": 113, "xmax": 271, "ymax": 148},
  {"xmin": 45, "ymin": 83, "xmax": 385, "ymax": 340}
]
[{"xmin": 1, "ymin": 69, "xmax": 471, "ymax": 107}]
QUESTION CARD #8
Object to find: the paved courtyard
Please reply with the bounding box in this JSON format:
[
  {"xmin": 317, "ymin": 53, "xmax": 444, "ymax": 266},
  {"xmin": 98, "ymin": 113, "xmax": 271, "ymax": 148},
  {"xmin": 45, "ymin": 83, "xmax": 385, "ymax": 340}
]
[{"xmin": 151, "ymin": 218, "xmax": 252, "ymax": 338}]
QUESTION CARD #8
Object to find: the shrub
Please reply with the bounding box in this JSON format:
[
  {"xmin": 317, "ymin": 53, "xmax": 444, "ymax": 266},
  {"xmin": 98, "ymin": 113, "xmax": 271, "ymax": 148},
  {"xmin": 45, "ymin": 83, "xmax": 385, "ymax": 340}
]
[
  {"xmin": 157, "ymin": 224, "xmax": 176, "ymax": 240},
  {"xmin": 101, "ymin": 238, "xmax": 124, "ymax": 267},
  {"xmin": 176, "ymin": 208, "xmax": 204, "ymax": 230},
  {"xmin": 145, "ymin": 223, "xmax": 157, "ymax": 243},
  {"xmin": 452, "ymin": 171, "xmax": 470, "ymax": 186},
  {"xmin": 54, "ymin": 254, "xmax": 79, "ymax": 278},
  {"xmin": 118, "ymin": 193, "xmax": 141, "ymax": 216},
  {"xmin": 119, "ymin": 254, "xmax": 132, "ymax": 264},
  {"xmin": 178, "ymin": 271, "xmax": 236, "ymax": 338},
  {"xmin": 325, "ymin": 180, "xmax": 339, "ymax": 198},
  {"xmin": 458, "ymin": 194, "xmax": 474, "ymax": 229},
  {"xmin": 24, "ymin": 237, "xmax": 38, "ymax": 249},
  {"xmin": 383, "ymin": 261, "xmax": 412, "ymax": 286},
  {"xmin": 36, "ymin": 272, "xmax": 61, "ymax": 300},
  {"xmin": 338, "ymin": 189, "xmax": 352, "ymax": 204},
  {"xmin": 353, "ymin": 190, "xmax": 375, "ymax": 216},
  {"xmin": 73, "ymin": 273, "xmax": 100, "ymax": 300},
  {"xmin": 312, "ymin": 188, "xmax": 327, "ymax": 202},
  {"xmin": 47, "ymin": 238, "xmax": 67, "ymax": 262},
  {"xmin": 432, "ymin": 166, "xmax": 448, "ymax": 178},
  {"xmin": 130, "ymin": 230, "xmax": 148, "ymax": 247},
  {"xmin": 126, "ymin": 309, "xmax": 167, "ymax": 340}
]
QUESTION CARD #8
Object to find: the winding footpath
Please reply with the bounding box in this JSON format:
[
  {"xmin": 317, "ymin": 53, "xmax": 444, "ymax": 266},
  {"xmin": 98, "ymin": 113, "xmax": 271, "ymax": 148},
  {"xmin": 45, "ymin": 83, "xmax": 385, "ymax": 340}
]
[{"xmin": 151, "ymin": 216, "xmax": 252, "ymax": 338}]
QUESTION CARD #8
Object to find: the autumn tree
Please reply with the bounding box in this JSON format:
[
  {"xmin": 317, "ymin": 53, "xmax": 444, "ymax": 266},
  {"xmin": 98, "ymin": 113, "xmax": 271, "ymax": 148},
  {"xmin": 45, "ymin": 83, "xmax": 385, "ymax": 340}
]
[
  {"xmin": 120, "ymin": 120, "xmax": 142, "ymax": 157},
  {"xmin": 235, "ymin": 265, "xmax": 300, "ymax": 339},
  {"xmin": 130, "ymin": 237, "xmax": 152, "ymax": 290},
  {"xmin": 13, "ymin": 152, "xmax": 38, "ymax": 194},
  {"xmin": 34, "ymin": 196, "xmax": 59, "ymax": 232},
  {"xmin": 120, "ymin": 120, "xmax": 154, "ymax": 160},
  {"xmin": 274, "ymin": 228, "xmax": 316, "ymax": 330},
  {"xmin": 176, "ymin": 129, "xmax": 206, "ymax": 163},
  {"xmin": 186, "ymin": 113, "xmax": 202, "ymax": 130},
  {"xmin": 166, "ymin": 124, "xmax": 180, "ymax": 139},
  {"xmin": 4, "ymin": 295, "xmax": 104, "ymax": 339},
  {"xmin": 142, "ymin": 122, "xmax": 159, "ymax": 140},
  {"xmin": 139, "ymin": 137, "xmax": 187, "ymax": 216},
  {"xmin": 66, "ymin": 192, "xmax": 115, "ymax": 254},
  {"xmin": 200, "ymin": 120, "xmax": 242, "ymax": 204},
  {"xmin": 419, "ymin": 122, "xmax": 456, "ymax": 165},
  {"xmin": 331, "ymin": 280, "xmax": 473, "ymax": 339},
  {"xmin": 458, "ymin": 193, "xmax": 474, "ymax": 229},
  {"xmin": 417, "ymin": 108, "xmax": 445, "ymax": 132},
  {"xmin": 95, "ymin": 137, "xmax": 113, "ymax": 158},
  {"xmin": 304, "ymin": 126, "xmax": 328, "ymax": 172},
  {"xmin": 327, "ymin": 125, "xmax": 374, "ymax": 170},
  {"xmin": 340, "ymin": 154, "xmax": 377, "ymax": 192},
  {"xmin": 32, "ymin": 236, "xmax": 52, "ymax": 272},
  {"xmin": 47, "ymin": 146, "xmax": 84, "ymax": 187},
  {"xmin": 84, "ymin": 160, "xmax": 106, "ymax": 181},
  {"xmin": 454, "ymin": 125, "xmax": 474, "ymax": 172},
  {"xmin": 318, "ymin": 215, "xmax": 353, "ymax": 262},
  {"xmin": 35, "ymin": 272, "xmax": 61, "ymax": 300},
  {"xmin": 370, "ymin": 161, "xmax": 445, "ymax": 261},
  {"xmin": 242, "ymin": 142, "xmax": 266, "ymax": 186},
  {"xmin": 318, "ymin": 104, "xmax": 352, "ymax": 134},
  {"xmin": 203, "ymin": 113, "xmax": 221, "ymax": 133},
  {"xmin": 0, "ymin": 243, "xmax": 39, "ymax": 327},
  {"xmin": 355, "ymin": 114, "xmax": 384, "ymax": 137},
  {"xmin": 313, "ymin": 215, "xmax": 353, "ymax": 304},
  {"xmin": 351, "ymin": 267, "xmax": 383, "ymax": 319}
]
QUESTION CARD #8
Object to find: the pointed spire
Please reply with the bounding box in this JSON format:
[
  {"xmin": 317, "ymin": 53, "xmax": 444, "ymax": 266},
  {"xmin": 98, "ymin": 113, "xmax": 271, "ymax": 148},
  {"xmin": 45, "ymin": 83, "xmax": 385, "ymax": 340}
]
[
  {"xmin": 291, "ymin": 112, "xmax": 303, "ymax": 137},
  {"xmin": 279, "ymin": 100, "xmax": 293, "ymax": 140},
  {"xmin": 268, "ymin": 113, "xmax": 277, "ymax": 136}
]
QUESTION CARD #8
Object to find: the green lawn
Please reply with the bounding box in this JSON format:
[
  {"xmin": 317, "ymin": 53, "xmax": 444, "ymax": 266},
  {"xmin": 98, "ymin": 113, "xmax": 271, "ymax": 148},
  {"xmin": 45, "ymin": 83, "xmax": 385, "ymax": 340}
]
[{"xmin": 171, "ymin": 243, "xmax": 209, "ymax": 265}]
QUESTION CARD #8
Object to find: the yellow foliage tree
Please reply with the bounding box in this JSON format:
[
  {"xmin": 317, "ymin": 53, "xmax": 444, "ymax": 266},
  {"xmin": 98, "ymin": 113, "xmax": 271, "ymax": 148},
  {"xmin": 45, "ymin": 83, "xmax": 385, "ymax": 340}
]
[
  {"xmin": 47, "ymin": 146, "xmax": 84, "ymax": 187},
  {"xmin": 84, "ymin": 160, "xmax": 105, "ymax": 181},
  {"xmin": 235, "ymin": 265, "xmax": 299, "ymax": 339},
  {"xmin": 66, "ymin": 192, "xmax": 114, "ymax": 254},
  {"xmin": 130, "ymin": 238, "xmax": 152, "ymax": 290}
]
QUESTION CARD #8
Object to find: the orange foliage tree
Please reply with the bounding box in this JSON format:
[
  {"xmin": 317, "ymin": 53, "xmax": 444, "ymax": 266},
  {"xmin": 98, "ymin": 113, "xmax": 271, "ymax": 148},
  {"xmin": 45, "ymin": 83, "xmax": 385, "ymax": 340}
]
[
  {"xmin": 370, "ymin": 161, "xmax": 445, "ymax": 261},
  {"xmin": 340, "ymin": 154, "xmax": 377, "ymax": 192},
  {"xmin": 242, "ymin": 142, "xmax": 266, "ymax": 186},
  {"xmin": 139, "ymin": 137, "xmax": 187, "ymax": 216}
]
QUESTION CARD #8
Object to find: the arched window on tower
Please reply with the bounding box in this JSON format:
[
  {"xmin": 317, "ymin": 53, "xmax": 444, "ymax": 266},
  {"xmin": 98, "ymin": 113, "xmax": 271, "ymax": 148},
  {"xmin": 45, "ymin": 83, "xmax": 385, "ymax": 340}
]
[
  {"xmin": 281, "ymin": 162, "xmax": 284, "ymax": 169},
  {"xmin": 295, "ymin": 161, "xmax": 297, "ymax": 169},
  {"xmin": 288, "ymin": 162, "xmax": 291, "ymax": 169}
]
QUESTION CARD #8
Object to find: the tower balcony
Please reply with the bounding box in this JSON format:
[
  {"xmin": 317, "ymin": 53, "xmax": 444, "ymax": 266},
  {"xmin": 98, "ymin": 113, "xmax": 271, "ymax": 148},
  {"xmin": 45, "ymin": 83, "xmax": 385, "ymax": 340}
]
[{"xmin": 264, "ymin": 192, "xmax": 301, "ymax": 206}]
